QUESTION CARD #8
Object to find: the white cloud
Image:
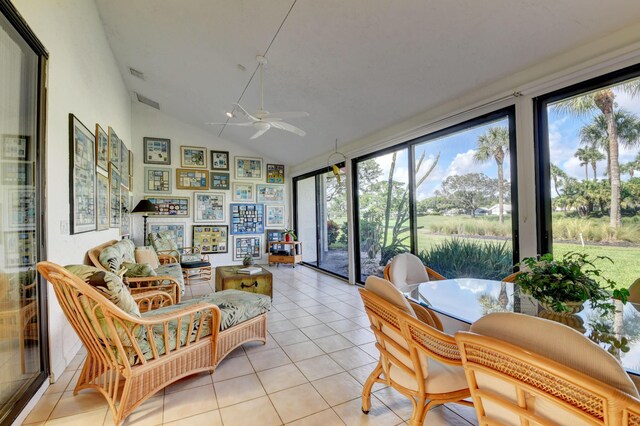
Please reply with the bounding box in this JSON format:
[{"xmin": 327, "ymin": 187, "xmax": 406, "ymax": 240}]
[
  {"xmin": 444, "ymin": 149, "xmax": 490, "ymax": 178},
  {"xmin": 614, "ymin": 88, "xmax": 640, "ymax": 116},
  {"xmin": 563, "ymin": 157, "xmax": 608, "ymax": 180}
]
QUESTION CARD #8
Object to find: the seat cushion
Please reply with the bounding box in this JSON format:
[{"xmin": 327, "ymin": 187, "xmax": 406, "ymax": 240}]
[
  {"xmin": 364, "ymin": 276, "xmax": 415, "ymax": 317},
  {"xmin": 149, "ymin": 231, "xmax": 179, "ymax": 253},
  {"xmin": 389, "ymin": 358, "xmax": 469, "ymax": 394},
  {"xmin": 98, "ymin": 239, "xmax": 136, "ymax": 272},
  {"xmin": 135, "ymin": 246, "xmax": 160, "ymax": 269},
  {"xmin": 155, "ymin": 263, "xmax": 185, "ymax": 295},
  {"xmin": 122, "ymin": 262, "xmax": 157, "ymax": 278},
  {"xmin": 181, "ymin": 253, "xmax": 202, "ymax": 263},
  {"xmin": 181, "ymin": 261, "xmax": 211, "ymax": 269}
]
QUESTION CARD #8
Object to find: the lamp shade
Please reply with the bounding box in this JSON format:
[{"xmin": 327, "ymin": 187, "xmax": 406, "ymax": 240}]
[{"xmin": 131, "ymin": 199, "xmax": 158, "ymax": 214}]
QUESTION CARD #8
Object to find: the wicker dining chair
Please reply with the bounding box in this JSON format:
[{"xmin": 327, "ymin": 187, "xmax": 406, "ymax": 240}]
[
  {"xmin": 456, "ymin": 312, "xmax": 640, "ymax": 426},
  {"xmin": 37, "ymin": 261, "xmax": 221, "ymax": 426},
  {"xmin": 359, "ymin": 276, "xmax": 471, "ymax": 426},
  {"xmin": 501, "ymin": 272, "xmax": 520, "ymax": 283},
  {"xmin": 383, "ymin": 252, "xmax": 447, "ymax": 284}
]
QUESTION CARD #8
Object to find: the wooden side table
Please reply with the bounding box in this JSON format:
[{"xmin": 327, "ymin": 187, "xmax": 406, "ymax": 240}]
[
  {"xmin": 215, "ymin": 265, "xmax": 272, "ymax": 298},
  {"xmin": 268, "ymin": 241, "xmax": 302, "ymax": 267}
]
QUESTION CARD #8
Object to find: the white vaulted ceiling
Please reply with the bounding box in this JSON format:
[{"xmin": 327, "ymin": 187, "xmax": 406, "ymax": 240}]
[{"xmin": 95, "ymin": 0, "xmax": 640, "ymax": 165}]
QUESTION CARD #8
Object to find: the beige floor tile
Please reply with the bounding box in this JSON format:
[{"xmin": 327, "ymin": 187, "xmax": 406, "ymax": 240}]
[
  {"xmin": 212, "ymin": 355, "xmax": 255, "ymax": 382},
  {"xmin": 23, "ymin": 392, "xmax": 63, "ymax": 424},
  {"xmin": 219, "ymin": 395, "xmax": 282, "ymax": 426},
  {"xmin": 303, "ymin": 305, "xmax": 334, "ymax": 315},
  {"xmin": 45, "ymin": 370, "xmax": 75, "ymax": 395},
  {"xmin": 285, "ymin": 408, "xmax": 345, "ymax": 425},
  {"xmin": 294, "ymin": 299, "xmax": 323, "ymax": 308},
  {"xmin": 162, "ymin": 409, "xmax": 222, "ymax": 426},
  {"xmin": 423, "ymin": 406, "xmax": 474, "ymax": 425},
  {"xmin": 311, "ymin": 372, "xmax": 364, "ymax": 406},
  {"xmin": 271, "ymin": 329, "xmax": 310, "ymax": 346},
  {"xmin": 329, "ymin": 347, "xmax": 376, "ymax": 371},
  {"xmin": 314, "ymin": 334, "xmax": 353, "ymax": 353},
  {"xmin": 295, "ymin": 355, "xmax": 344, "ymax": 381},
  {"xmin": 300, "ymin": 324, "xmax": 337, "ymax": 340},
  {"xmin": 268, "ymin": 319, "xmax": 298, "ymax": 333},
  {"xmin": 348, "ymin": 362, "xmax": 387, "ymax": 393},
  {"xmin": 350, "ymin": 316, "xmax": 372, "ymax": 328},
  {"xmin": 280, "ymin": 308, "xmax": 311, "ymax": 319},
  {"xmin": 341, "ymin": 329, "xmax": 376, "ymax": 345},
  {"xmin": 103, "ymin": 394, "xmax": 163, "ymax": 426},
  {"xmin": 326, "ymin": 319, "xmax": 362, "ymax": 333},
  {"xmin": 273, "ymin": 301, "xmax": 300, "ymax": 311},
  {"xmin": 243, "ymin": 336, "xmax": 279, "ymax": 354},
  {"xmin": 333, "ymin": 396, "xmax": 402, "ymax": 426},
  {"xmin": 165, "ymin": 372, "xmax": 213, "ymax": 394},
  {"xmin": 247, "ymin": 347, "xmax": 292, "ymax": 371},
  {"xmin": 358, "ymin": 342, "xmax": 379, "ymax": 358},
  {"xmin": 267, "ymin": 312, "xmax": 287, "ymax": 322},
  {"xmin": 372, "ymin": 387, "xmax": 413, "ymax": 421},
  {"xmin": 163, "ymin": 384, "xmax": 217, "ymax": 422},
  {"xmin": 270, "ymin": 383, "xmax": 330, "ymax": 423},
  {"xmin": 213, "ymin": 373, "xmax": 265, "ymax": 408},
  {"xmin": 49, "ymin": 390, "xmax": 109, "ymax": 420},
  {"xmin": 44, "ymin": 408, "xmax": 107, "ymax": 426},
  {"xmin": 281, "ymin": 341, "xmax": 324, "ymax": 362},
  {"xmin": 225, "ymin": 346, "xmax": 247, "ymax": 359},
  {"xmin": 293, "ymin": 315, "xmax": 323, "ymax": 328},
  {"xmin": 256, "ymin": 363, "xmax": 308, "ymax": 394},
  {"xmin": 313, "ymin": 311, "xmax": 346, "ymax": 323},
  {"xmin": 446, "ymin": 403, "xmax": 478, "ymax": 425}
]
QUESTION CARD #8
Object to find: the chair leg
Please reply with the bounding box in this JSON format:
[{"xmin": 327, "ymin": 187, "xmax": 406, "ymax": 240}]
[
  {"xmin": 361, "ymin": 360, "xmax": 383, "ymax": 414},
  {"xmin": 409, "ymin": 397, "xmax": 427, "ymax": 426}
]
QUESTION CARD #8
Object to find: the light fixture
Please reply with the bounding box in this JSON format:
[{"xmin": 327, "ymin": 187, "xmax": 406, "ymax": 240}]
[
  {"xmin": 226, "ymin": 111, "xmax": 234, "ymax": 118},
  {"xmin": 131, "ymin": 200, "xmax": 158, "ymax": 246}
]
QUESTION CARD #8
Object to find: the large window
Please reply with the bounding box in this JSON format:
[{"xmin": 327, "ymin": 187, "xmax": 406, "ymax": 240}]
[
  {"xmin": 536, "ymin": 64, "xmax": 640, "ymax": 291},
  {"xmin": 353, "ymin": 108, "xmax": 517, "ymax": 283},
  {"xmin": 293, "ymin": 164, "xmax": 348, "ymax": 278}
]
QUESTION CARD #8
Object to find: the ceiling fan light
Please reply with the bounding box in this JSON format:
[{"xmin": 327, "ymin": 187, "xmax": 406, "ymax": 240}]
[
  {"xmin": 226, "ymin": 111, "xmax": 235, "ymax": 118},
  {"xmin": 254, "ymin": 121, "xmax": 270, "ymax": 131}
]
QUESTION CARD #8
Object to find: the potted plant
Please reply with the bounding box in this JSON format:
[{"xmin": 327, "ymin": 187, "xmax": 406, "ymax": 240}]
[
  {"xmin": 242, "ymin": 256, "xmax": 254, "ymax": 267},
  {"xmin": 515, "ymin": 252, "xmax": 629, "ymax": 315},
  {"xmin": 282, "ymin": 229, "xmax": 297, "ymax": 243}
]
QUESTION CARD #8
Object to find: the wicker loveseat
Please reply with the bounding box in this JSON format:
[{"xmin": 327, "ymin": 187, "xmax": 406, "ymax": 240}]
[
  {"xmin": 88, "ymin": 239, "xmax": 184, "ymax": 304},
  {"xmin": 38, "ymin": 261, "xmax": 270, "ymax": 425}
]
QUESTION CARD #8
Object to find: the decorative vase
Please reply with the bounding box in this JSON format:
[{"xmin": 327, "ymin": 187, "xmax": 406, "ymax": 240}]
[
  {"xmin": 285, "ymin": 233, "xmax": 292, "ymax": 242},
  {"xmin": 538, "ymin": 310, "xmax": 586, "ymax": 333},
  {"xmin": 243, "ymin": 257, "xmax": 254, "ymax": 267},
  {"xmin": 540, "ymin": 300, "xmax": 585, "ymax": 315}
]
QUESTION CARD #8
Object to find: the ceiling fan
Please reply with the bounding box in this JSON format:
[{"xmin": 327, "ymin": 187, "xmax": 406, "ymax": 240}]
[{"xmin": 207, "ymin": 56, "xmax": 309, "ymax": 140}]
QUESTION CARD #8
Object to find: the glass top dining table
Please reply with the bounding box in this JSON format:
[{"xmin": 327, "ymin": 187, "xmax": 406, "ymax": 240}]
[{"xmin": 402, "ymin": 278, "xmax": 640, "ymax": 376}]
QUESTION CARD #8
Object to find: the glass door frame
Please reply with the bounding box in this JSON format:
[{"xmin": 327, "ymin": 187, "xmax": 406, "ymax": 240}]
[
  {"xmin": 0, "ymin": 1, "xmax": 49, "ymax": 424},
  {"xmin": 351, "ymin": 106, "xmax": 519, "ymax": 284},
  {"xmin": 533, "ymin": 63, "xmax": 640, "ymax": 256},
  {"xmin": 292, "ymin": 162, "xmax": 348, "ymax": 280}
]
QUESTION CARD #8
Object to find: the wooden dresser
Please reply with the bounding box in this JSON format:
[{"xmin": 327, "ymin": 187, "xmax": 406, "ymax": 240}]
[{"xmin": 215, "ymin": 265, "xmax": 273, "ymax": 298}]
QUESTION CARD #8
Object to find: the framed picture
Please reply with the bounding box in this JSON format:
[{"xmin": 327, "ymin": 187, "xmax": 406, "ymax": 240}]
[
  {"xmin": 256, "ymin": 184, "xmax": 285, "ymax": 203},
  {"xmin": 95, "ymin": 125, "xmax": 108, "ymax": 174},
  {"xmin": 265, "ymin": 205, "xmax": 285, "ymax": 227},
  {"xmin": 1, "ymin": 161, "xmax": 34, "ymax": 186},
  {"xmin": 180, "ymin": 146, "xmax": 207, "ymax": 168},
  {"xmin": 108, "ymin": 127, "xmax": 120, "ymax": 166},
  {"xmin": 69, "ymin": 114, "xmax": 97, "ymax": 234},
  {"xmin": 4, "ymin": 231, "xmax": 36, "ymax": 267},
  {"xmin": 2, "ymin": 134, "xmax": 29, "ymax": 160},
  {"xmin": 232, "ymin": 182, "xmax": 254, "ymax": 202},
  {"xmin": 120, "ymin": 140, "xmax": 129, "ymax": 189},
  {"xmin": 144, "ymin": 167, "xmax": 172, "ymax": 193},
  {"xmin": 109, "ymin": 163, "xmax": 121, "ymax": 228},
  {"xmin": 266, "ymin": 164, "xmax": 285, "ymax": 184},
  {"xmin": 143, "ymin": 137, "xmax": 171, "ymax": 165},
  {"xmin": 145, "ymin": 196, "xmax": 190, "ymax": 217},
  {"xmin": 234, "ymin": 156, "xmax": 263, "ymax": 180},
  {"xmin": 96, "ymin": 173, "xmax": 109, "ymax": 231},
  {"xmin": 176, "ymin": 168, "xmax": 209, "ymax": 190},
  {"xmin": 233, "ymin": 235, "xmax": 261, "ymax": 261},
  {"xmin": 210, "ymin": 150, "xmax": 229, "ymax": 170},
  {"xmin": 210, "ymin": 172, "xmax": 230, "ymax": 190},
  {"xmin": 4, "ymin": 189, "xmax": 35, "ymax": 230},
  {"xmin": 120, "ymin": 186, "xmax": 131, "ymax": 237},
  {"xmin": 128, "ymin": 150, "xmax": 134, "ymax": 191},
  {"xmin": 194, "ymin": 192, "xmax": 226, "ymax": 222},
  {"xmin": 149, "ymin": 222, "xmax": 186, "ymax": 248},
  {"xmin": 230, "ymin": 203, "xmax": 264, "ymax": 235},
  {"xmin": 265, "ymin": 229, "xmax": 285, "ymax": 253},
  {"xmin": 192, "ymin": 225, "xmax": 228, "ymax": 254}
]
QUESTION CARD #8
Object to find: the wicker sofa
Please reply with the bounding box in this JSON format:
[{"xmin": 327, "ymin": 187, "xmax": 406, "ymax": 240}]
[{"xmin": 88, "ymin": 239, "xmax": 184, "ymax": 304}]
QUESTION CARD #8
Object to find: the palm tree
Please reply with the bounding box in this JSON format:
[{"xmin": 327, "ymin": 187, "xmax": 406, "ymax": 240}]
[
  {"xmin": 575, "ymin": 147, "xmax": 590, "ymax": 180},
  {"xmin": 584, "ymin": 146, "xmax": 606, "ymax": 180},
  {"xmin": 555, "ymin": 79, "xmax": 640, "ymax": 229},
  {"xmin": 474, "ymin": 126, "xmax": 509, "ymax": 224},
  {"xmin": 550, "ymin": 163, "xmax": 568, "ymax": 197}
]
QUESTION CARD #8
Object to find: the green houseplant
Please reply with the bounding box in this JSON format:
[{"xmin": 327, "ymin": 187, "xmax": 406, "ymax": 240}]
[
  {"xmin": 282, "ymin": 229, "xmax": 297, "ymax": 242},
  {"xmin": 515, "ymin": 252, "xmax": 629, "ymax": 314}
]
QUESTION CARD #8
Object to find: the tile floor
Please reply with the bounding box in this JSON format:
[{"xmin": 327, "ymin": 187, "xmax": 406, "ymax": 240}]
[{"xmin": 22, "ymin": 265, "xmax": 478, "ymax": 426}]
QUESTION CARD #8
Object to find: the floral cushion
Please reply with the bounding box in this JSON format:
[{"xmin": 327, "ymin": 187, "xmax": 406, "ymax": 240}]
[
  {"xmin": 155, "ymin": 263, "xmax": 185, "ymax": 295},
  {"xmin": 148, "ymin": 232, "xmax": 178, "ymax": 253},
  {"xmin": 122, "ymin": 262, "xmax": 157, "ymax": 278},
  {"xmin": 98, "ymin": 239, "xmax": 136, "ymax": 273}
]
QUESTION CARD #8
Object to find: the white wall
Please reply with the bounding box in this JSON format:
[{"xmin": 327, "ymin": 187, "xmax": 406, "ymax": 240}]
[
  {"xmin": 13, "ymin": 0, "xmax": 132, "ymax": 380},
  {"xmin": 131, "ymin": 102, "xmax": 288, "ymax": 266}
]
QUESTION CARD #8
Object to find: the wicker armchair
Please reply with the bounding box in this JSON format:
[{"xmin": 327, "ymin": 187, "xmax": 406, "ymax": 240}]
[
  {"xmin": 148, "ymin": 232, "xmax": 212, "ymax": 285},
  {"xmin": 456, "ymin": 312, "xmax": 640, "ymax": 426},
  {"xmin": 359, "ymin": 277, "xmax": 471, "ymax": 426},
  {"xmin": 38, "ymin": 261, "xmax": 221, "ymax": 425}
]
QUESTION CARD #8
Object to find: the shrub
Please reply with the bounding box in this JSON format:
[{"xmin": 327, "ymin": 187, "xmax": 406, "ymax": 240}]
[
  {"xmin": 327, "ymin": 219, "xmax": 340, "ymax": 245},
  {"xmin": 418, "ymin": 237, "xmax": 513, "ymax": 280}
]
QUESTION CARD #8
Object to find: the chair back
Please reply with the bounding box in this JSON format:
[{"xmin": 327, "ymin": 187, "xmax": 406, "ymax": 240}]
[
  {"xmin": 501, "ymin": 272, "xmax": 520, "ymax": 283},
  {"xmin": 87, "ymin": 239, "xmax": 120, "ymax": 270},
  {"xmin": 148, "ymin": 231, "xmax": 180, "ymax": 258},
  {"xmin": 387, "ymin": 253, "xmax": 430, "ymax": 288},
  {"xmin": 456, "ymin": 312, "xmax": 639, "ymax": 426},
  {"xmin": 629, "ymin": 278, "xmax": 640, "ymax": 304}
]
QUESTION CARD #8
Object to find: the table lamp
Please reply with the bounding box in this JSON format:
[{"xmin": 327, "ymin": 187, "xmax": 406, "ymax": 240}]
[{"xmin": 131, "ymin": 200, "xmax": 158, "ymax": 246}]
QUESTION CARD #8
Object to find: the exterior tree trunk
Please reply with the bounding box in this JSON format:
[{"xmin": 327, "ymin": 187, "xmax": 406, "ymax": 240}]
[
  {"xmin": 584, "ymin": 164, "xmax": 589, "ymax": 181},
  {"xmin": 497, "ymin": 161, "xmax": 504, "ymax": 224},
  {"xmin": 382, "ymin": 152, "xmax": 397, "ymax": 250},
  {"xmin": 592, "ymin": 162, "xmax": 597, "ymax": 181}
]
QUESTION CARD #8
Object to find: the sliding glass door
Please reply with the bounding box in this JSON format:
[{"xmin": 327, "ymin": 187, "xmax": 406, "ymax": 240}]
[
  {"xmin": 0, "ymin": 2, "xmax": 48, "ymax": 424},
  {"xmin": 293, "ymin": 164, "xmax": 348, "ymax": 279}
]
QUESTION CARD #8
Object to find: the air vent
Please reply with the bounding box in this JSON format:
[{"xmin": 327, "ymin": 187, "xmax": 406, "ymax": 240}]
[
  {"xmin": 129, "ymin": 67, "xmax": 145, "ymax": 80},
  {"xmin": 135, "ymin": 93, "xmax": 160, "ymax": 110}
]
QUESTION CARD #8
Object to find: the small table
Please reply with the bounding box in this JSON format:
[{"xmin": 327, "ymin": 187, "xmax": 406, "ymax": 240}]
[
  {"xmin": 215, "ymin": 265, "xmax": 273, "ymax": 298},
  {"xmin": 268, "ymin": 241, "xmax": 302, "ymax": 268}
]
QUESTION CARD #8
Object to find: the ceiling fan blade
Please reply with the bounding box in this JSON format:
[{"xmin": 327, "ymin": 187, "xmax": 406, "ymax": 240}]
[
  {"xmin": 270, "ymin": 121, "xmax": 306, "ymax": 137},
  {"xmin": 206, "ymin": 121, "xmax": 255, "ymax": 126},
  {"xmin": 250, "ymin": 127, "xmax": 270, "ymax": 139},
  {"xmin": 233, "ymin": 103, "xmax": 259, "ymax": 121},
  {"xmin": 262, "ymin": 111, "xmax": 309, "ymax": 120}
]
